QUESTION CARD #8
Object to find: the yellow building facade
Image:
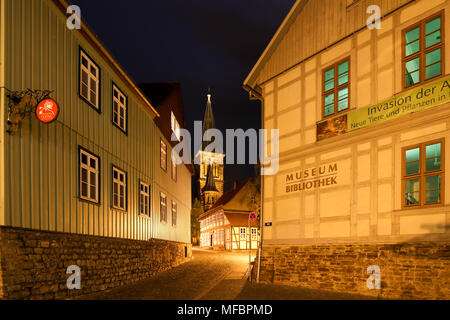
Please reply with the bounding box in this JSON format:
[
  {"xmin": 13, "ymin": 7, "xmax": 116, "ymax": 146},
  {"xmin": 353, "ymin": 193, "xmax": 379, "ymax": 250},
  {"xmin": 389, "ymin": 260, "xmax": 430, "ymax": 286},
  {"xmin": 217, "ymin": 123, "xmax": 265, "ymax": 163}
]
[{"xmin": 245, "ymin": 0, "xmax": 450, "ymax": 299}]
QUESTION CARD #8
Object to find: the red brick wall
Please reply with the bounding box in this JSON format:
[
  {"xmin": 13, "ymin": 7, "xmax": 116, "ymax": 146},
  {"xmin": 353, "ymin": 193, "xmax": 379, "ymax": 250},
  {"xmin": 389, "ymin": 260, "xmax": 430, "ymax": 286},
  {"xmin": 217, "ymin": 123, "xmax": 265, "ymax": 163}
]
[{"xmin": 0, "ymin": 226, "xmax": 192, "ymax": 300}]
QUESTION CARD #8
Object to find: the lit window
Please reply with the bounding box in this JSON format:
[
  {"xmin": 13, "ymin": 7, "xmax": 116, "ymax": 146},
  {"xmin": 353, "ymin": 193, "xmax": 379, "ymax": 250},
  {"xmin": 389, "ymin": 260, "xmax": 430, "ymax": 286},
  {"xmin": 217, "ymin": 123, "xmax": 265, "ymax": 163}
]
[
  {"xmin": 160, "ymin": 140, "xmax": 167, "ymax": 171},
  {"xmin": 251, "ymin": 228, "xmax": 258, "ymax": 241},
  {"xmin": 139, "ymin": 181, "xmax": 150, "ymax": 217},
  {"xmin": 112, "ymin": 166, "xmax": 127, "ymax": 211},
  {"xmin": 112, "ymin": 84, "xmax": 127, "ymax": 133},
  {"xmin": 402, "ymin": 139, "xmax": 444, "ymax": 208},
  {"xmin": 172, "ymin": 158, "xmax": 177, "ymax": 182},
  {"xmin": 240, "ymin": 227, "xmax": 246, "ymax": 241},
  {"xmin": 171, "ymin": 111, "xmax": 181, "ymax": 140},
  {"xmin": 202, "ymin": 164, "xmax": 207, "ymax": 178},
  {"xmin": 80, "ymin": 49, "xmax": 100, "ymax": 110},
  {"xmin": 172, "ymin": 201, "xmax": 177, "ymax": 227},
  {"xmin": 160, "ymin": 193, "xmax": 167, "ymax": 223},
  {"xmin": 403, "ymin": 13, "xmax": 443, "ymax": 88},
  {"xmin": 79, "ymin": 148, "xmax": 100, "ymax": 203},
  {"xmin": 323, "ymin": 59, "xmax": 350, "ymax": 118}
]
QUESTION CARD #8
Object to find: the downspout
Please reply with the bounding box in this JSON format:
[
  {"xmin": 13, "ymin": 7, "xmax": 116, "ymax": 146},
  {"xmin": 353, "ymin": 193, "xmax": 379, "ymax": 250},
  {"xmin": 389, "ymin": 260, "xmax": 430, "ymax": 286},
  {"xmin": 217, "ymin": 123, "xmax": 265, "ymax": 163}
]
[
  {"xmin": 0, "ymin": 0, "xmax": 6, "ymax": 227},
  {"xmin": 243, "ymin": 84, "xmax": 263, "ymax": 283}
]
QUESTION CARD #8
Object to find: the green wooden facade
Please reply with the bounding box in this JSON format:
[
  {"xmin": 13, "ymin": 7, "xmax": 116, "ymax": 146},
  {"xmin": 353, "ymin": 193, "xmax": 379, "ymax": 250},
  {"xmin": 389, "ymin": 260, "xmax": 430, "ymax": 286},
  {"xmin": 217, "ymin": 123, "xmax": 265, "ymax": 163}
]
[{"xmin": 0, "ymin": 0, "xmax": 191, "ymax": 243}]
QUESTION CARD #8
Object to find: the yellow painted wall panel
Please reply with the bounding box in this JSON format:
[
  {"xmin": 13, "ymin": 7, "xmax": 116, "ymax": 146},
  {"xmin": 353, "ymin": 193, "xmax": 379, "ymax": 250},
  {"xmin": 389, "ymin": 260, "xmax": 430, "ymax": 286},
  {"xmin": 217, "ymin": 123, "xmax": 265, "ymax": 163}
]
[
  {"xmin": 320, "ymin": 221, "xmax": 350, "ymax": 238},
  {"xmin": 377, "ymin": 17, "xmax": 393, "ymax": 36},
  {"xmin": 279, "ymin": 133, "xmax": 302, "ymax": 154},
  {"xmin": 357, "ymin": 154, "xmax": 371, "ymax": 182},
  {"xmin": 357, "ymin": 187, "xmax": 371, "ymax": 214},
  {"xmin": 320, "ymin": 190, "xmax": 351, "ymax": 218},
  {"xmin": 305, "ymin": 58, "xmax": 317, "ymax": 74},
  {"xmin": 321, "ymin": 148, "xmax": 351, "ymax": 161},
  {"xmin": 264, "ymin": 94, "xmax": 274, "ymax": 118},
  {"xmin": 278, "ymin": 65, "xmax": 301, "ymax": 87},
  {"xmin": 278, "ymin": 108, "xmax": 302, "ymax": 137},
  {"xmin": 378, "ymin": 218, "xmax": 392, "ymax": 236},
  {"xmin": 378, "ymin": 149, "xmax": 393, "ymax": 179},
  {"xmin": 358, "ymin": 142, "xmax": 371, "ymax": 152},
  {"xmin": 276, "ymin": 197, "xmax": 301, "ymax": 222},
  {"xmin": 304, "ymin": 73, "xmax": 316, "ymax": 100},
  {"xmin": 357, "ymin": 219, "xmax": 370, "ymax": 237},
  {"xmin": 277, "ymin": 82, "xmax": 301, "ymax": 112},
  {"xmin": 400, "ymin": 0, "xmax": 446, "ymax": 23},
  {"xmin": 400, "ymin": 214, "xmax": 446, "ymax": 235},
  {"xmin": 304, "ymin": 194, "xmax": 315, "ymax": 218},
  {"xmin": 357, "ymin": 78, "xmax": 371, "ymax": 108},
  {"xmin": 263, "ymin": 176, "xmax": 275, "ymax": 198},
  {"xmin": 357, "ymin": 45, "xmax": 371, "ymax": 77},
  {"xmin": 279, "ymin": 160, "xmax": 302, "ymax": 173},
  {"xmin": 304, "ymin": 101, "xmax": 317, "ymax": 126},
  {"xmin": 304, "ymin": 224, "xmax": 314, "ymax": 238},
  {"xmin": 264, "ymin": 81, "xmax": 274, "ymax": 94},
  {"xmin": 304, "ymin": 129, "xmax": 316, "ymax": 145},
  {"xmin": 276, "ymin": 224, "xmax": 301, "ymax": 239},
  {"xmin": 377, "ymin": 35, "xmax": 393, "ymax": 69},
  {"xmin": 378, "ymin": 184, "xmax": 393, "ymax": 213},
  {"xmin": 377, "ymin": 68, "xmax": 395, "ymax": 101},
  {"xmin": 378, "ymin": 137, "xmax": 392, "ymax": 147},
  {"xmin": 357, "ymin": 29, "xmax": 371, "ymax": 46},
  {"xmin": 400, "ymin": 123, "xmax": 447, "ymax": 141},
  {"xmin": 321, "ymin": 40, "xmax": 352, "ymax": 66}
]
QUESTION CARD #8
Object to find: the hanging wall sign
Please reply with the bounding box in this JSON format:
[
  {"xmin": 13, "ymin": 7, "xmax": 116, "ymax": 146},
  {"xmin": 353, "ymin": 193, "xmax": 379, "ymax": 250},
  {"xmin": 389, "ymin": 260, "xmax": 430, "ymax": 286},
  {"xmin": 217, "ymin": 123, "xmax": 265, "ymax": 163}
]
[{"xmin": 36, "ymin": 98, "xmax": 59, "ymax": 124}]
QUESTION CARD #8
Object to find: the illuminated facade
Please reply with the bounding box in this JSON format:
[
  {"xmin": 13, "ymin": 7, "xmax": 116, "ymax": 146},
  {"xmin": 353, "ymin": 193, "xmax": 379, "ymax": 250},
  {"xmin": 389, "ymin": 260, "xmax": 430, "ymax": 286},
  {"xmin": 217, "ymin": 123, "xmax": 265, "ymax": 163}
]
[
  {"xmin": 0, "ymin": 0, "xmax": 191, "ymax": 299},
  {"xmin": 199, "ymin": 179, "xmax": 260, "ymax": 250},
  {"xmin": 244, "ymin": 0, "xmax": 450, "ymax": 299}
]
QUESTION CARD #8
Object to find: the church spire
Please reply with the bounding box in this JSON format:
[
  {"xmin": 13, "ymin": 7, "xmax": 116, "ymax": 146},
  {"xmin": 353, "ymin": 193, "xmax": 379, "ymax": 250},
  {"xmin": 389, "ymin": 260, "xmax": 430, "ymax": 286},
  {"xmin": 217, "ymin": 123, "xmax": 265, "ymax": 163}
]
[
  {"xmin": 202, "ymin": 164, "xmax": 218, "ymax": 192},
  {"xmin": 202, "ymin": 90, "xmax": 216, "ymax": 150}
]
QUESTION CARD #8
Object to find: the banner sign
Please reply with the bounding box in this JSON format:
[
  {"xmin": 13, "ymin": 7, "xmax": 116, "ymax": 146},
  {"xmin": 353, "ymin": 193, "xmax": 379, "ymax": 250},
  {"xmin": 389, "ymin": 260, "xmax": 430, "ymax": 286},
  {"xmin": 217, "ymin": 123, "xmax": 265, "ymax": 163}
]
[{"xmin": 348, "ymin": 76, "xmax": 450, "ymax": 132}]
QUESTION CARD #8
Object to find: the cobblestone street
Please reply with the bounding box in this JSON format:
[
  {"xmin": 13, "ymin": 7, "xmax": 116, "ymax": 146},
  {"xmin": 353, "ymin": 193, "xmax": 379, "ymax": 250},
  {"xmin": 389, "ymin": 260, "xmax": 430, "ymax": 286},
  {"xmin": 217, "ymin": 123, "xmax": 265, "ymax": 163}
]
[{"xmin": 79, "ymin": 248, "xmax": 373, "ymax": 300}]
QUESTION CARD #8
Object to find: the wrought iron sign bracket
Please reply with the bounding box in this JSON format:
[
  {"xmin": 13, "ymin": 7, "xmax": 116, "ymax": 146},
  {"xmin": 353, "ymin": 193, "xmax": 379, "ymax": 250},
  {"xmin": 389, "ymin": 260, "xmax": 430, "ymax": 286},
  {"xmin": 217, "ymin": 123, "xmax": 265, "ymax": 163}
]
[{"xmin": 6, "ymin": 89, "xmax": 52, "ymax": 135}]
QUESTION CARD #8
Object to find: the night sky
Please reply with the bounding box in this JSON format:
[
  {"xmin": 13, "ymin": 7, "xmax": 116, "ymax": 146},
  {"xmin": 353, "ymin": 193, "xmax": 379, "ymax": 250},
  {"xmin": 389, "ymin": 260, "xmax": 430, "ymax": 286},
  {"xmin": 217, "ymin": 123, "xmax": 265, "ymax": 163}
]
[{"xmin": 71, "ymin": 0, "xmax": 295, "ymax": 192}]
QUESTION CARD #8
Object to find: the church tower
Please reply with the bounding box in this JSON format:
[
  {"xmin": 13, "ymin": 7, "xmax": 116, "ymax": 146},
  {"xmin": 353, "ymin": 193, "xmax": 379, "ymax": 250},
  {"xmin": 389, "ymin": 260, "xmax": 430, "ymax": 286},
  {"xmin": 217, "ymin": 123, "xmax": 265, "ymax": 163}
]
[
  {"xmin": 197, "ymin": 91, "xmax": 225, "ymax": 211},
  {"xmin": 202, "ymin": 164, "xmax": 220, "ymax": 211}
]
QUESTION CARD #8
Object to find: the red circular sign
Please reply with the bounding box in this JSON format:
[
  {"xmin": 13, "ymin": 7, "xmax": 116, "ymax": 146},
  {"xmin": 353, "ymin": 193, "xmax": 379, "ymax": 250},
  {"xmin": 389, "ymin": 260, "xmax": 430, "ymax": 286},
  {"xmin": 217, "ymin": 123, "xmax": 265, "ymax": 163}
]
[
  {"xmin": 249, "ymin": 212, "xmax": 257, "ymax": 222},
  {"xmin": 36, "ymin": 98, "xmax": 59, "ymax": 123}
]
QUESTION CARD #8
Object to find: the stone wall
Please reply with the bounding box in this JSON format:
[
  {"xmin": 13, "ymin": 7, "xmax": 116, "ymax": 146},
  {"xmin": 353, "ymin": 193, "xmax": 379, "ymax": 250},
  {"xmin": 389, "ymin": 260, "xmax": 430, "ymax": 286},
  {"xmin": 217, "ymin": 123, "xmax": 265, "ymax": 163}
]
[
  {"xmin": 0, "ymin": 226, "xmax": 192, "ymax": 300},
  {"xmin": 255, "ymin": 242, "xmax": 450, "ymax": 300}
]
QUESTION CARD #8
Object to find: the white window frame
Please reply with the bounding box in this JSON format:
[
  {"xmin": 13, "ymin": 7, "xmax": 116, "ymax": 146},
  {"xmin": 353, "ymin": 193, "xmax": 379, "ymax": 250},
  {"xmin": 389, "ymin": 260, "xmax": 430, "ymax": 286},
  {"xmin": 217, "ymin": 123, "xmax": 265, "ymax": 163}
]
[
  {"xmin": 160, "ymin": 193, "xmax": 167, "ymax": 223},
  {"xmin": 172, "ymin": 158, "xmax": 177, "ymax": 182},
  {"xmin": 139, "ymin": 181, "xmax": 150, "ymax": 217},
  {"xmin": 240, "ymin": 227, "xmax": 247, "ymax": 241},
  {"xmin": 112, "ymin": 166, "xmax": 127, "ymax": 211},
  {"xmin": 251, "ymin": 228, "xmax": 258, "ymax": 241},
  {"xmin": 80, "ymin": 49, "xmax": 100, "ymax": 110},
  {"xmin": 79, "ymin": 148, "xmax": 100, "ymax": 204},
  {"xmin": 171, "ymin": 111, "xmax": 181, "ymax": 141},
  {"xmin": 112, "ymin": 84, "xmax": 127, "ymax": 133},
  {"xmin": 160, "ymin": 139, "xmax": 167, "ymax": 171},
  {"xmin": 172, "ymin": 201, "xmax": 177, "ymax": 227}
]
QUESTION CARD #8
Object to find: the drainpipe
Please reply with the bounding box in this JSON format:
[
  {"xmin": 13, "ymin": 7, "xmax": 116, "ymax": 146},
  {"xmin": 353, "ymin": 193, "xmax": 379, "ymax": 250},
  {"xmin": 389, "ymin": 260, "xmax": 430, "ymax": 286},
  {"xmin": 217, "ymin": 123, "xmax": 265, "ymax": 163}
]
[{"xmin": 243, "ymin": 84, "xmax": 263, "ymax": 283}]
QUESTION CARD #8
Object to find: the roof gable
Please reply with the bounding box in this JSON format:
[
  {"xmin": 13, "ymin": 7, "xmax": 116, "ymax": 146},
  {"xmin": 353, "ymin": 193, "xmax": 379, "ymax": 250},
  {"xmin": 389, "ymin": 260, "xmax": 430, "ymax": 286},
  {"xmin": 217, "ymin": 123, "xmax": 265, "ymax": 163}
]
[
  {"xmin": 201, "ymin": 178, "xmax": 259, "ymax": 218},
  {"xmin": 244, "ymin": 0, "xmax": 413, "ymax": 88}
]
